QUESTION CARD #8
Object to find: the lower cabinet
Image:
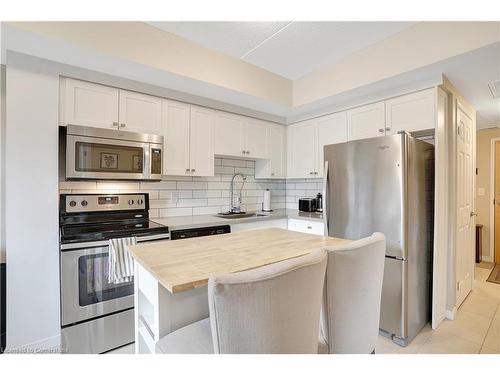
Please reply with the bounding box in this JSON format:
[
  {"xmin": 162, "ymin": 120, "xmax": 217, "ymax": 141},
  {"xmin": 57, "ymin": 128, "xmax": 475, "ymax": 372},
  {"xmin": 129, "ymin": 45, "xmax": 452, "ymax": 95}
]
[{"xmin": 287, "ymin": 218, "xmax": 324, "ymax": 236}]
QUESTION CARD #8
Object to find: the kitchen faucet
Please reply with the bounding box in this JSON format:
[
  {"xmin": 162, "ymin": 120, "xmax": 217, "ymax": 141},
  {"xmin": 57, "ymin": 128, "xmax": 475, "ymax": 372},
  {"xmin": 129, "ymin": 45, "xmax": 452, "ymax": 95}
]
[{"xmin": 230, "ymin": 173, "xmax": 246, "ymax": 213}]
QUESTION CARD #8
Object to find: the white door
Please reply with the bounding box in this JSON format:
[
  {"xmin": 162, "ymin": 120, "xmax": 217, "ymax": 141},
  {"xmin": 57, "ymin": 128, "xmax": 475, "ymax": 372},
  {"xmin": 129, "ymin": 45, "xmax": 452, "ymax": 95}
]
[
  {"xmin": 315, "ymin": 111, "xmax": 348, "ymax": 177},
  {"xmin": 244, "ymin": 119, "xmax": 269, "ymax": 159},
  {"xmin": 61, "ymin": 78, "xmax": 119, "ymax": 129},
  {"xmin": 287, "ymin": 121, "xmax": 316, "ymax": 178},
  {"xmin": 456, "ymin": 104, "xmax": 475, "ymax": 306},
  {"xmin": 190, "ymin": 106, "xmax": 215, "ymax": 177},
  {"xmin": 162, "ymin": 100, "xmax": 190, "ymax": 176},
  {"xmin": 347, "ymin": 102, "xmax": 386, "ymax": 141},
  {"xmin": 118, "ymin": 90, "xmax": 162, "ymax": 134},
  {"xmin": 214, "ymin": 111, "xmax": 245, "ymax": 157},
  {"xmin": 385, "ymin": 89, "xmax": 435, "ymax": 135}
]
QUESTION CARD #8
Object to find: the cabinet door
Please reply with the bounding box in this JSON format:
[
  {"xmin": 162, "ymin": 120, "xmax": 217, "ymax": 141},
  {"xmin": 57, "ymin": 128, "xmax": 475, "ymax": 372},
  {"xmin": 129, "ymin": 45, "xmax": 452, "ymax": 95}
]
[
  {"xmin": 385, "ymin": 89, "xmax": 435, "ymax": 135},
  {"xmin": 190, "ymin": 106, "xmax": 215, "ymax": 177},
  {"xmin": 268, "ymin": 125, "xmax": 286, "ymax": 178},
  {"xmin": 244, "ymin": 119, "xmax": 269, "ymax": 159},
  {"xmin": 118, "ymin": 90, "xmax": 162, "ymax": 134},
  {"xmin": 214, "ymin": 111, "xmax": 245, "ymax": 157},
  {"xmin": 316, "ymin": 111, "xmax": 348, "ymax": 177},
  {"xmin": 256, "ymin": 124, "xmax": 286, "ymax": 179},
  {"xmin": 162, "ymin": 100, "xmax": 190, "ymax": 176},
  {"xmin": 61, "ymin": 78, "xmax": 119, "ymax": 129},
  {"xmin": 347, "ymin": 102, "xmax": 386, "ymax": 141},
  {"xmin": 287, "ymin": 121, "xmax": 316, "ymax": 178}
]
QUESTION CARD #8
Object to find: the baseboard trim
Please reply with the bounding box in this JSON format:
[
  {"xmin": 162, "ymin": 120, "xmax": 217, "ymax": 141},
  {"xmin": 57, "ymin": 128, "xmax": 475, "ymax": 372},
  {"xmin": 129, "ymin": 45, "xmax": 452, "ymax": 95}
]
[
  {"xmin": 5, "ymin": 334, "xmax": 61, "ymax": 354},
  {"xmin": 445, "ymin": 307, "xmax": 457, "ymax": 321}
]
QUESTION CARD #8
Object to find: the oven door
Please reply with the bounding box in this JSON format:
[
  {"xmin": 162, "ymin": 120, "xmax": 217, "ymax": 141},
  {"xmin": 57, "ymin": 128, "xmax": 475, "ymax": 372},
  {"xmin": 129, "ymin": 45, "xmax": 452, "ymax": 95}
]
[
  {"xmin": 60, "ymin": 246, "xmax": 134, "ymax": 326},
  {"xmin": 66, "ymin": 134, "xmax": 149, "ymax": 180}
]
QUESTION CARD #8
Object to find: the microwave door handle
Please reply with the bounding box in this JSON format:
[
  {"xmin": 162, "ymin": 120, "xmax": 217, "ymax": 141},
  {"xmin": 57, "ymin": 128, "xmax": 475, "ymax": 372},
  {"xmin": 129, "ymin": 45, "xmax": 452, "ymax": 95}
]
[
  {"xmin": 143, "ymin": 144, "xmax": 151, "ymax": 179},
  {"xmin": 322, "ymin": 161, "xmax": 329, "ymax": 237}
]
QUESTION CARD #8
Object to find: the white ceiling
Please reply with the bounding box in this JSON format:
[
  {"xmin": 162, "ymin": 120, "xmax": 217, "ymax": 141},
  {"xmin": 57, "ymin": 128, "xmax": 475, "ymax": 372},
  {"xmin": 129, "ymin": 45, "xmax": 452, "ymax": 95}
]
[{"xmin": 147, "ymin": 21, "xmax": 416, "ymax": 79}]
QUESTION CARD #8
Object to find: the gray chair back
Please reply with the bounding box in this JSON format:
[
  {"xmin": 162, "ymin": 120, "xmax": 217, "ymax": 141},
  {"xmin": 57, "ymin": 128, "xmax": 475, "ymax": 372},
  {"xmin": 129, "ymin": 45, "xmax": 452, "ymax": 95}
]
[
  {"xmin": 321, "ymin": 233, "xmax": 386, "ymax": 354},
  {"xmin": 208, "ymin": 249, "xmax": 327, "ymax": 354}
]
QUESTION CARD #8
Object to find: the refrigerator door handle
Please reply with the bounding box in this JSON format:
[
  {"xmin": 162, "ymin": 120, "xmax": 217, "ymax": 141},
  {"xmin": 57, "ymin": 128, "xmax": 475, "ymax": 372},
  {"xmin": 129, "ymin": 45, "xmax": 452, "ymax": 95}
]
[{"xmin": 322, "ymin": 161, "xmax": 329, "ymax": 236}]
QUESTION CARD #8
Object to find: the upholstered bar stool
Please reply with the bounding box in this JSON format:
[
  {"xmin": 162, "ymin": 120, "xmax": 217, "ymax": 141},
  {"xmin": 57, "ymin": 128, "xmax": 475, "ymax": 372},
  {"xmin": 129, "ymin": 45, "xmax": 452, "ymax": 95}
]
[
  {"xmin": 156, "ymin": 249, "xmax": 327, "ymax": 354},
  {"xmin": 318, "ymin": 233, "xmax": 386, "ymax": 354}
]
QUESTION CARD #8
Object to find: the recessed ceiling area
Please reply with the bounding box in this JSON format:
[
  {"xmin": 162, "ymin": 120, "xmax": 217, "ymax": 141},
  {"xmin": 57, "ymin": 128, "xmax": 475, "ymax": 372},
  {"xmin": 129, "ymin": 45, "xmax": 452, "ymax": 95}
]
[{"xmin": 147, "ymin": 21, "xmax": 416, "ymax": 79}]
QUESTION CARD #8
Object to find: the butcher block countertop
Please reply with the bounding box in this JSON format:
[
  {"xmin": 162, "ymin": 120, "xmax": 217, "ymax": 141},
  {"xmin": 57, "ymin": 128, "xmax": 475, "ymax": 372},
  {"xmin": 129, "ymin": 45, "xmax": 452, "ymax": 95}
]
[{"xmin": 128, "ymin": 228, "xmax": 350, "ymax": 294}]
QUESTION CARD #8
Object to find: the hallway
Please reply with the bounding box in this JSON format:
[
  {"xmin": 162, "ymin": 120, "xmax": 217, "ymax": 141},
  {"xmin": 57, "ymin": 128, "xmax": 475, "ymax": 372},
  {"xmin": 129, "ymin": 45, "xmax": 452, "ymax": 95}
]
[{"xmin": 376, "ymin": 266, "xmax": 500, "ymax": 354}]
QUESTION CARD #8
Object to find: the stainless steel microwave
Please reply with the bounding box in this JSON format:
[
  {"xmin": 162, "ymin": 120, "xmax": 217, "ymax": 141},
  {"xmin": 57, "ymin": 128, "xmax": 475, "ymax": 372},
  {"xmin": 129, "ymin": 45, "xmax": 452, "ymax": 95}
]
[{"xmin": 65, "ymin": 125, "xmax": 163, "ymax": 181}]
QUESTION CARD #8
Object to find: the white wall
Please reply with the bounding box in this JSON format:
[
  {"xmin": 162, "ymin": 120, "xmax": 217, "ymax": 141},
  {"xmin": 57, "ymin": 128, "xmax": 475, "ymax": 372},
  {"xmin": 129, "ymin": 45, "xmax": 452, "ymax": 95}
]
[
  {"xmin": 1, "ymin": 64, "xmax": 5, "ymax": 263},
  {"xmin": 5, "ymin": 52, "xmax": 61, "ymax": 349}
]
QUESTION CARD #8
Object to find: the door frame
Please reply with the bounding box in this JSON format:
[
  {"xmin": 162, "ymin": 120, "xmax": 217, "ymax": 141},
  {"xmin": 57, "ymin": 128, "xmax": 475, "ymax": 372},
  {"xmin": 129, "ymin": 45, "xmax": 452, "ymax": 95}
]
[{"xmin": 488, "ymin": 137, "xmax": 500, "ymax": 263}]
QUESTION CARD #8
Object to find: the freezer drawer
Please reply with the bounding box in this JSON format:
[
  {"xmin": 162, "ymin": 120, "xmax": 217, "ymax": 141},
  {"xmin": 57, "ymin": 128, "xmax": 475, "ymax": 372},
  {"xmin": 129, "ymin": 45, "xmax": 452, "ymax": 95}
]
[{"xmin": 379, "ymin": 257, "xmax": 406, "ymax": 342}]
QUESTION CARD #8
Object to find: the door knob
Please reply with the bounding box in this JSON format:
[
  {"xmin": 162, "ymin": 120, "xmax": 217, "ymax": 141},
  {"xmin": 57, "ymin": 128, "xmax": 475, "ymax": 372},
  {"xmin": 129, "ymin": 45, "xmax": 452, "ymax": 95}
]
[{"xmin": 470, "ymin": 212, "xmax": 477, "ymax": 217}]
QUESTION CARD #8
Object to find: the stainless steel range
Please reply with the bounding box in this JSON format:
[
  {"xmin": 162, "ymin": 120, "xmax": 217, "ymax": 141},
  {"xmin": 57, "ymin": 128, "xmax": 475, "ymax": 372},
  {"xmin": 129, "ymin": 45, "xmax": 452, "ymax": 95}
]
[{"xmin": 59, "ymin": 193, "xmax": 169, "ymax": 354}]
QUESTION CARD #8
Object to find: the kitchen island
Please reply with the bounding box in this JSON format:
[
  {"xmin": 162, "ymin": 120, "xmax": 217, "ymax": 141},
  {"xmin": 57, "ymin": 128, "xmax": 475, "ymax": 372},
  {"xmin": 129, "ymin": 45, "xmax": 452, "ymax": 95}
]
[{"xmin": 128, "ymin": 228, "xmax": 349, "ymax": 353}]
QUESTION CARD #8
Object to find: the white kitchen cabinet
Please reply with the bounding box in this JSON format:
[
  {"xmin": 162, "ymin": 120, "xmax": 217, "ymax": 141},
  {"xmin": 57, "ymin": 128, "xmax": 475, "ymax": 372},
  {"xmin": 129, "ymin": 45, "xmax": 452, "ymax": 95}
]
[
  {"xmin": 189, "ymin": 106, "xmax": 215, "ymax": 177},
  {"xmin": 231, "ymin": 219, "xmax": 288, "ymax": 232},
  {"xmin": 315, "ymin": 112, "xmax": 348, "ymax": 177},
  {"xmin": 118, "ymin": 90, "xmax": 162, "ymax": 134},
  {"xmin": 214, "ymin": 111, "xmax": 245, "ymax": 157},
  {"xmin": 287, "ymin": 113, "xmax": 347, "ymax": 179},
  {"xmin": 347, "ymin": 102, "xmax": 386, "ymax": 141},
  {"xmin": 162, "ymin": 101, "xmax": 215, "ymax": 177},
  {"xmin": 255, "ymin": 124, "xmax": 286, "ymax": 179},
  {"xmin": 287, "ymin": 120, "xmax": 317, "ymax": 179},
  {"xmin": 162, "ymin": 100, "xmax": 191, "ymax": 176},
  {"xmin": 385, "ymin": 89, "xmax": 435, "ymax": 135},
  {"xmin": 60, "ymin": 78, "xmax": 119, "ymax": 129},
  {"xmin": 287, "ymin": 218, "xmax": 324, "ymax": 236},
  {"xmin": 244, "ymin": 118, "xmax": 270, "ymax": 159}
]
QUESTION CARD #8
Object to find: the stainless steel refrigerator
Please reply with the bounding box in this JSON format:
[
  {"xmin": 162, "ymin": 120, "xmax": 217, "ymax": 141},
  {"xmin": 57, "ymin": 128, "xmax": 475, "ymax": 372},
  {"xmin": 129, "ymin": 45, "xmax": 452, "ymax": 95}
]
[{"xmin": 323, "ymin": 132, "xmax": 434, "ymax": 346}]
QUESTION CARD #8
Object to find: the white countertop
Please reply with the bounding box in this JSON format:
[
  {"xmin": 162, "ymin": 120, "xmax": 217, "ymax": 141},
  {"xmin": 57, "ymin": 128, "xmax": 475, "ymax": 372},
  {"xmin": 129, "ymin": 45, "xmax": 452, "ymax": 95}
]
[{"xmin": 151, "ymin": 209, "xmax": 324, "ymax": 231}]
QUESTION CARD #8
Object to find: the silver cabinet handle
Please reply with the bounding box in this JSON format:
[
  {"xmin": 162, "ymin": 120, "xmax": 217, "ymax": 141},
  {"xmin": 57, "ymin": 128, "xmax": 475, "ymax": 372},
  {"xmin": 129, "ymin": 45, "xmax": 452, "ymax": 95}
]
[
  {"xmin": 112, "ymin": 121, "xmax": 118, "ymax": 128},
  {"xmin": 378, "ymin": 128, "xmax": 384, "ymax": 133},
  {"xmin": 470, "ymin": 212, "xmax": 477, "ymax": 217},
  {"xmin": 247, "ymin": 151, "xmax": 250, "ymax": 155},
  {"xmin": 120, "ymin": 123, "xmax": 126, "ymax": 128},
  {"xmin": 185, "ymin": 168, "xmax": 190, "ymax": 173},
  {"xmin": 271, "ymin": 172, "xmax": 275, "ymax": 176},
  {"xmin": 242, "ymin": 150, "xmax": 245, "ymax": 155},
  {"xmin": 307, "ymin": 226, "xmax": 312, "ymax": 229},
  {"xmin": 385, "ymin": 127, "xmax": 391, "ymax": 131},
  {"xmin": 191, "ymin": 169, "xmax": 195, "ymax": 172}
]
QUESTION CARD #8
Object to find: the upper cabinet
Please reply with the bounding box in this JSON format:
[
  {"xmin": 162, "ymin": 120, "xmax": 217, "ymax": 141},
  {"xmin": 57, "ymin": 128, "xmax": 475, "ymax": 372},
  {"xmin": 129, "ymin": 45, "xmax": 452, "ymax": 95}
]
[
  {"xmin": 60, "ymin": 78, "xmax": 119, "ymax": 129},
  {"xmin": 60, "ymin": 78, "xmax": 162, "ymax": 134},
  {"xmin": 385, "ymin": 89, "xmax": 435, "ymax": 135},
  {"xmin": 316, "ymin": 112, "xmax": 348, "ymax": 177},
  {"xmin": 347, "ymin": 102, "xmax": 386, "ymax": 141},
  {"xmin": 162, "ymin": 100, "xmax": 191, "ymax": 176},
  {"xmin": 162, "ymin": 101, "xmax": 215, "ymax": 177},
  {"xmin": 214, "ymin": 112, "xmax": 270, "ymax": 159},
  {"xmin": 214, "ymin": 111, "xmax": 245, "ymax": 157},
  {"xmin": 255, "ymin": 124, "xmax": 286, "ymax": 179},
  {"xmin": 287, "ymin": 120, "xmax": 317, "ymax": 179},
  {"xmin": 189, "ymin": 106, "xmax": 215, "ymax": 177},
  {"xmin": 244, "ymin": 118, "xmax": 269, "ymax": 159},
  {"xmin": 287, "ymin": 113, "xmax": 348, "ymax": 179},
  {"xmin": 118, "ymin": 90, "xmax": 162, "ymax": 134}
]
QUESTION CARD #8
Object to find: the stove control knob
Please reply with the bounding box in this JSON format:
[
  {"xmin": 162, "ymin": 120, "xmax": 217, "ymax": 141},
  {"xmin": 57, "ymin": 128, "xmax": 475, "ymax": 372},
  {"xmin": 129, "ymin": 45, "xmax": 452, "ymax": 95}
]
[
  {"xmin": 128, "ymin": 199, "xmax": 134, "ymax": 205},
  {"xmin": 137, "ymin": 199, "xmax": 144, "ymax": 205},
  {"xmin": 81, "ymin": 200, "xmax": 88, "ymax": 207},
  {"xmin": 69, "ymin": 200, "xmax": 77, "ymax": 207}
]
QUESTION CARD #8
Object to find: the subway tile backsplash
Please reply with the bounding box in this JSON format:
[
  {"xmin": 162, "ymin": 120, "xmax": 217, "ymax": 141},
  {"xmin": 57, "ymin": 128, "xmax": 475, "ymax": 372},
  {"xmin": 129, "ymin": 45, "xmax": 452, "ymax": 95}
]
[{"xmin": 59, "ymin": 157, "xmax": 323, "ymax": 217}]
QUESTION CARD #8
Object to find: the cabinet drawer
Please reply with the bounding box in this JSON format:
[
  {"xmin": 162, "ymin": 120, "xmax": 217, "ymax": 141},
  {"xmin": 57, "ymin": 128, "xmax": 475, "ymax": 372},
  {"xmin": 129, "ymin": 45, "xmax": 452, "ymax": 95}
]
[{"xmin": 287, "ymin": 219, "xmax": 324, "ymax": 235}]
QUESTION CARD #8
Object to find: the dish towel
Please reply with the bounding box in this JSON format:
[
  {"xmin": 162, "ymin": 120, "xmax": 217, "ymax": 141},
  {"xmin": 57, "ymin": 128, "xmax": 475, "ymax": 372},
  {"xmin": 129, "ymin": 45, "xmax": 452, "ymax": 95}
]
[{"xmin": 108, "ymin": 237, "xmax": 137, "ymax": 284}]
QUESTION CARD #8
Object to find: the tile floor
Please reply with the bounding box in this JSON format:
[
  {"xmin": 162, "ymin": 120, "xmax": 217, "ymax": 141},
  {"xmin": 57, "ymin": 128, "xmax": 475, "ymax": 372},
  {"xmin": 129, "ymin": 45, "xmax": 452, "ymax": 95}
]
[
  {"xmin": 376, "ymin": 265, "xmax": 500, "ymax": 354},
  {"xmin": 108, "ymin": 266, "xmax": 500, "ymax": 354}
]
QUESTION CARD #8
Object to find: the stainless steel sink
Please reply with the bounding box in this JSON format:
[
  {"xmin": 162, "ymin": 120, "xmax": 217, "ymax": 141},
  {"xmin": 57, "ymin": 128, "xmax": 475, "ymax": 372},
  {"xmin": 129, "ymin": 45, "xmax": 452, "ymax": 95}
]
[{"xmin": 214, "ymin": 211, "xmax": 269, "ymax": 219}]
